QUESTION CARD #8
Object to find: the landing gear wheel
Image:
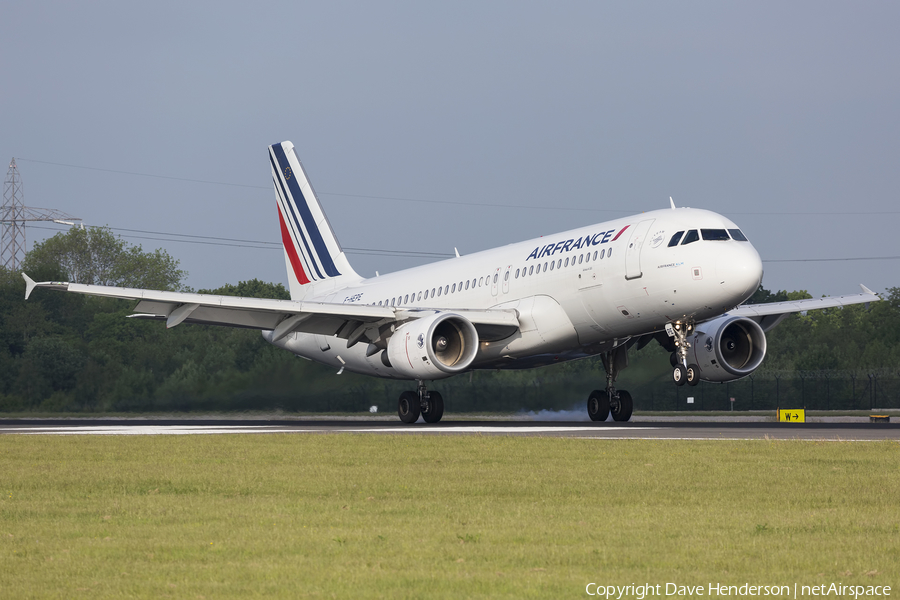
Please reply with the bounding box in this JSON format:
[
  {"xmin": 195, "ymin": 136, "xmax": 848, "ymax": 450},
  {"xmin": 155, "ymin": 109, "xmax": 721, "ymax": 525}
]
[
  {"xmin": 611, "ymin": 390, "xmax": 633, "ymax": 422},
  {"xmin": 587, "ymin": 390, "xmax": 610, "ymax": 422},
  {"xmin": 673, "ymin": 365, "xmax": 687, "ymax": 386},
  {"xmin": 669, "ymin": 352, "xmax": 679, "ymax": 367},
  {"xmin": 398, "ymin": 391, "xmax": 420, "ymax": 424},
  {"xmin": 686, "ymin": 364, "xmax": 700, "ymax": 386},
  {"xmin": 422, "ymin": 391, "xmax": 444, "ymax": 423}
]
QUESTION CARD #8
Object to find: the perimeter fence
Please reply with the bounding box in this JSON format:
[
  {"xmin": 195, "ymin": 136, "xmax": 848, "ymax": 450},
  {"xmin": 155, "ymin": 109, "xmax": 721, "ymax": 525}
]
[{"xmin": 633, "ymin": 370, "xmax": 900, "ymax": 412}]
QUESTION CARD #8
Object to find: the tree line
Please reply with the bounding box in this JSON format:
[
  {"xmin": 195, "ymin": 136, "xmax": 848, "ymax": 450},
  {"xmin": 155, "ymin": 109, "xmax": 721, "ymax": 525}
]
[{"xmin": 1, "ymin": 226, "xmax": 898, "ymax": 413}]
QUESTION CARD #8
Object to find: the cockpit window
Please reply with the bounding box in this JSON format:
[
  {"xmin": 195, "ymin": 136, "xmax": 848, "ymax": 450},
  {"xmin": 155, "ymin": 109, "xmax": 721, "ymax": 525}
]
[
  {"xmin": 681, "ymin": 230, "xmax": 699, "ymax": 245},
  {"xmin": 701, "ymin": 229, "xmax": 730, "ymax": 241},
  {"xmin": 668, "ymin": 231, "xmax": 684, "ymax": 247},
  {"xmin": 728, "ymin": 229, "xmax": 748, "ymax": 241}
]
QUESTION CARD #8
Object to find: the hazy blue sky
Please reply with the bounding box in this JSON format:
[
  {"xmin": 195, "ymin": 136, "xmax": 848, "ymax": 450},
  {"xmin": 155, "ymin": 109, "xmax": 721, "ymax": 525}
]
[{"xmin": 3, "ymin": 1, "xmax": 898, "ymax": 296}]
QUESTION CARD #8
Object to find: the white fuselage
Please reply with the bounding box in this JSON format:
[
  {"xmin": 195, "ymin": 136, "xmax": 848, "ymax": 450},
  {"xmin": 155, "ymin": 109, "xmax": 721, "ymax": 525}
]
[{"xmin": 272, "ymin": 207, "xmax": 764, "ymax": 379}]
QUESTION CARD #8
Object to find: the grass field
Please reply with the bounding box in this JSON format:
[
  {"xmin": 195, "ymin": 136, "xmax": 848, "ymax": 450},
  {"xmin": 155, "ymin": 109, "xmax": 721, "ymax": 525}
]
[{"xmin": 1, "ymin": 435, "xmax": 897, "ymax": 598}]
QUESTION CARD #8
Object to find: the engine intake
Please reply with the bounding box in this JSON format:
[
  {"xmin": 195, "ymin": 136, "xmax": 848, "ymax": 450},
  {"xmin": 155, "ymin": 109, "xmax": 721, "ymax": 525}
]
[
  {"xmin": 690, "ymin": 316, "xmax": 767, "ymax": 382},
  {"xmin": 386, "ymin": 313, "xmax": 479, "ymax": 379}
]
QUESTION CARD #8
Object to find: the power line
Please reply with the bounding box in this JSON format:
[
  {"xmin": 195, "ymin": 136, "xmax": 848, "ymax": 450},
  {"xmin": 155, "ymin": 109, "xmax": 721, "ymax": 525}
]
[
  {"xmin": 32, "ymin": 223, "xmax": 899, "ymax": 263},
  {"xmin": 19, "ymin": 157, "xmax": 900, "ymax": 216},
  {"xmin": 15, "ymin": 158, "xmax": 268, "ymax": 190},
  {"xmin": 30, "ymin": 224, "xmax": 454, "ymax": 259},
  {"xmin": 14, "ymin": 157, "xmax": 620, "ymax": 213}
]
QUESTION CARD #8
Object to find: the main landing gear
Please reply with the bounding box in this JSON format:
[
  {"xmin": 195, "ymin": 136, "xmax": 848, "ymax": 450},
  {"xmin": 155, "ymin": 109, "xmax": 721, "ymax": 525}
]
[
  {"xmin": 398, "ymin": 380, "xmax": 444, "ymax": 424},
  {"xmin": 667, "ymin": 320, "xmax": 700, "ymax": 387},
  {"xmin": 588, "ymin": 345, "xmax": 634, "ymax": 422}
]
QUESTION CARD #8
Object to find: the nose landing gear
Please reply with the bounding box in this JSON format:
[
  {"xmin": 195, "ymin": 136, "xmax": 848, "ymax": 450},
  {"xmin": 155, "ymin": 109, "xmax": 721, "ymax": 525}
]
[{"xmin": 667, "ymin": 320, "xmax": 700, "ymax": 387}]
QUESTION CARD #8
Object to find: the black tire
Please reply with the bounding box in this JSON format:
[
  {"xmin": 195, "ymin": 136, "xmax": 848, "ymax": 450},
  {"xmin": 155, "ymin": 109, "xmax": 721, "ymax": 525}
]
[
  {"xmin": 673, "ymin": 365, "xmax": 687, "ymax": 386},
  {"xmin": 669, "ymin": 352, "xmax": 679, "ymax": 367},
  {"xmin": 686, "ymin": 364, "xmax": 700, "ymax": 386},
  {"xmin": 587, "ymin": 390, "xmax": 610, "ymax": 422},
  {"xmin": 398, "ymin": 391, "xmax": 420, "ymax": 424},
  {"xmin": 611, "ymin": 390, "xmax": 633, "ymax": 422},
  {"xmin": 422, "ymin": 391, "xmax": 444, "ymax": 423}
]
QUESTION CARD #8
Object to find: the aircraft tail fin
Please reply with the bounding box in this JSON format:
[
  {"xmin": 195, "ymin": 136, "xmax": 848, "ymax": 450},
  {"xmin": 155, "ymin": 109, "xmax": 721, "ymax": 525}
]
[{"xmin": 269, "ymin": 141, "xmax": 361, "ymax": 300}]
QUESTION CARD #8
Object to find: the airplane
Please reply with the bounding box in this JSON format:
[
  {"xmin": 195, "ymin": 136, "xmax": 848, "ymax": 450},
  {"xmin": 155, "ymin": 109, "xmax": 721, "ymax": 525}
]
[{"xmin": 23, "ymin": 141, "xmax": 880, "ymax": 423}]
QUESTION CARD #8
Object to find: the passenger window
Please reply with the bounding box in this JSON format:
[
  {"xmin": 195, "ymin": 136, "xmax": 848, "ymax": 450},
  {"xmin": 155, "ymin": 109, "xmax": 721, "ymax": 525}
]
[
  {"xmin": 600, "ymin": 249, "xmax": 605, "ymax": 259},
  {"xmin": 444, "ymin": 285, "xmax": 449, "ymax": 295},
  {"xmin": 681, "ymin": 230, "xmax": 699, "ymax": 245},
  {"xmin": 478, "ymin": 277, "xmax": 483, "ymax": 287},
  {"xmin": 543, "ymin": 262, "xmax": 548, "ymax": 272},
  {"xmin": 557, "ymin": 259, "xmax": 562, "ymax": 269},
  {"xmin": 668, "ymin": 231, "xmax": 684, "ymax": 247},
  {"xmin": 550, "ymin": 261, "xmax": 554, "ymax": 271},
  {"xmin": 493, "ymin": 274, "xmax": 498, "ymax": 284},
  {"xmin": 424, "ymin": 290, "xmax": 429, "ymax": 299},
  {"xmin": 437, "ymin": 287, "xmax": 442, "ymax": 297},
  {"xmin": 605, "ymin": 249, "xmax": 609, "ymax": 258},
  {"xmin": 431, "ymin": 288, "xmax": 436, "ymax": 297},
  {"xmin": 378, "ymin": 301, "xmax": 382, "ymax": 306},
  {"xmin": 728, "ymin": 229, "xmax": 748, "ymax": 241},
  {"xmin": 418, "ymin": 292, "xmax": 422, "ymax": 301},
  {"xmin": 471, "ymin": 279, "xmax": 476, "ymax": 288},
  {"xmin": 404, "ymin": 294, "xmax": 408, "ymax": 304},
  {"xmin": 515, "ymin": 268, "xmax": 520, "ymax": 278},
  {"xmin": 452, "ymin": 283, "xmax": 456, "ymax": 293},
  {"xmin": 701, "ymin": 229, "xmax": 730, "ymax": 241},
  {"xmin": 578, "ymin": 254, "xmax": 583, "ymax": 264},
  {"xmin": 458, "ymin": 281, "xmax": 462, "ymax": 290},
  {"xmin": 504, "ymin": 271, "xmax": 509, "ymax": 281},
  {"xmin": 465, "ymin": 280, "xmax": 469, "ymax": 290}
]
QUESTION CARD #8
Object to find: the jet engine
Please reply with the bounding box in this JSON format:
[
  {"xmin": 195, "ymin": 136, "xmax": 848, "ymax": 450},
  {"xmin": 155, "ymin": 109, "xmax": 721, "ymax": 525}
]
[
  {"xmin": 690, "ymin": 316, "xmax": 767, "ymax": 382},
  {"xmin": 385, "ymin": 313, "xmax": 479, "ymax": 379}
]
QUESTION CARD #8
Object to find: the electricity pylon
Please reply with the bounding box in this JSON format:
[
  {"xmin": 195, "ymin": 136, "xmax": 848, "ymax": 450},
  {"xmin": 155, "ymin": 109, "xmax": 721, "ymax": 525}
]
[{"xmin": 1, "ymin": 158, "xmax": 81, "ymax": 270}]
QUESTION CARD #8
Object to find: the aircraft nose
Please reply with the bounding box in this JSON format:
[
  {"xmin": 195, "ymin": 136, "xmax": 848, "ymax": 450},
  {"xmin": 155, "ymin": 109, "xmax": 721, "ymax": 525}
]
[{"xmin": 716, "ymin": 242, "xmax": 763, "ymax": 303}]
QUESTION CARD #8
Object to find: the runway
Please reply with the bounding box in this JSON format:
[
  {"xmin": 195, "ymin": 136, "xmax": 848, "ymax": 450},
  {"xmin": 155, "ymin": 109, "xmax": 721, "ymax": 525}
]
[{"xmin": 0, "ymin": 419, "xmax": 897, "ymax": 440}]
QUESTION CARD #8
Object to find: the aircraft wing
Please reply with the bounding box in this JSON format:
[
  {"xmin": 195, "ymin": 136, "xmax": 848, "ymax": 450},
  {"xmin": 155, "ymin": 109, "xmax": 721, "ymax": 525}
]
[
  {"xmin": 22, "ymin": 275, "xmax": 520, "ymax": 342},
  {"xmin": 728, "ymin": 285, "xmax": 880, "ymax": 331}
]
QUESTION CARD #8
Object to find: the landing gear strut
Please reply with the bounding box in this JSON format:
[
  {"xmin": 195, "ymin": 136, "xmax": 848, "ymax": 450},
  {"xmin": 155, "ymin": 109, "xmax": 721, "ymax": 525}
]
[
  {"xmin": 398, "ymin": 380, "xmax": 444, "ymax": 424},
  {"xmin": 588, "ymin": 345, "xmax": 633, "ymax": 422},
  {"xmin": 667, "ymin": 320, "xmax": 700, "ymax": 387}
]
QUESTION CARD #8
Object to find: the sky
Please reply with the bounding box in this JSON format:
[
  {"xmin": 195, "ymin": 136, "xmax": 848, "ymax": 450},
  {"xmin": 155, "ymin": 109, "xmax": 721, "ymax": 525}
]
[{"xmin": 2, "ymin": 1, "xmax": 898, "ymax": 297}]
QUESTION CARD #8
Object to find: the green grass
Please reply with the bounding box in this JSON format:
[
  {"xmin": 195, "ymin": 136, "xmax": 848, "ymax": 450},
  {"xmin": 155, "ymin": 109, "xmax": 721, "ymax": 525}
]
[{"xmin": 1, "ymin": 435, "xmax": 898, "ymax": 598}]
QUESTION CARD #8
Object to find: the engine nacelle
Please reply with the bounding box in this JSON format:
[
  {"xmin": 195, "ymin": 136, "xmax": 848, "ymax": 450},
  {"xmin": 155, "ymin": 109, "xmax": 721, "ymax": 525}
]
[
  {"xmin": 385, "ymin": 313, "xmax": 479, "ymax": 379},
  {"xmin": 690, "ymin": 316, "xmax": 767, "ymax": 382}
]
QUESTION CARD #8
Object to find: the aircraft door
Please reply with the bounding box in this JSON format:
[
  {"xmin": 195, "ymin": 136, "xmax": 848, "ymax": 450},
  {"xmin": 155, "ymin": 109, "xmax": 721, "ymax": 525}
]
[
  {"xmin": 624, "ymin": 219, "xmax": 655, "ymax": 280},
  {"xmin": 502, "ymin": 265, "xmax": 512, "ymax": 294},
  {"xmin": 491, "ymin": 267, "xmax": 500, "ymax": 296}
]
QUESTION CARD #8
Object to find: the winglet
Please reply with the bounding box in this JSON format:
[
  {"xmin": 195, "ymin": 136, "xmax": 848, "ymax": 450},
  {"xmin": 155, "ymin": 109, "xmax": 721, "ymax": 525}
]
[
  {"xmin": 670, "ymin": 197, "xmax": 676, "ymax": 210},
  {"xmin": 22, "ymin": 273, "xmax": 37, "ymax": 300},
  {"xmin": 860, "ymin": 284, "xmax": 876, "ymax": 295}
]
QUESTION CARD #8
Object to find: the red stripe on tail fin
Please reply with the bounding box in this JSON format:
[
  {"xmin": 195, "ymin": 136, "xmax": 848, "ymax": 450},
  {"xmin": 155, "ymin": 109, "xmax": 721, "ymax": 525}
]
[{"xmin": 278, "ymin": 204, "xmax": 310, "ymax": 285}]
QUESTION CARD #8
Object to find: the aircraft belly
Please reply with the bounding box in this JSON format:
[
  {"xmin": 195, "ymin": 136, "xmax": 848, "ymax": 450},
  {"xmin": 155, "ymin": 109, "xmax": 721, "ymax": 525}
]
[{"xmin": 475, "ymin": 295, "xmax": 578, "ymax": 363}]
